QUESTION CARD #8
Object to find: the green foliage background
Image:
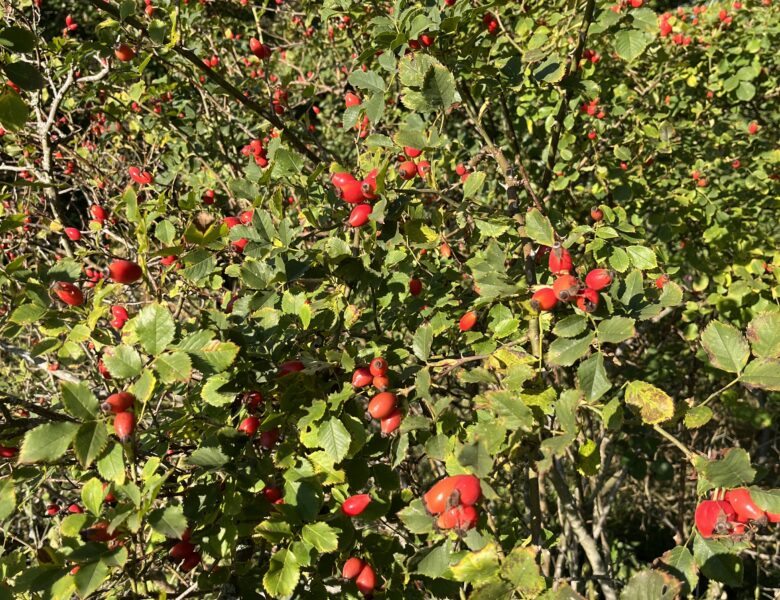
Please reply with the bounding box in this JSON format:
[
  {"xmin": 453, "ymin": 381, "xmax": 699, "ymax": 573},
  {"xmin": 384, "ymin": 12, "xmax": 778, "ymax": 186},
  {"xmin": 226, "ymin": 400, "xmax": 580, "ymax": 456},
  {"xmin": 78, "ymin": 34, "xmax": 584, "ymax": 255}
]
[{"xmin": 0, "ymin": 0, "xmax": 778, "ymax": 598}]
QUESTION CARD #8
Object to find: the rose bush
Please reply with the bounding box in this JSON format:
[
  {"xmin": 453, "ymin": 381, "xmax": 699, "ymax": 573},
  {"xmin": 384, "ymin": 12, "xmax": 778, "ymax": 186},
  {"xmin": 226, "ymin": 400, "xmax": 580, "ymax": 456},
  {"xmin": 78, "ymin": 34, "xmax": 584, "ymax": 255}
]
[{"xmin": 0, "ymin": 0, "xmax": 779, "ymax": 597}]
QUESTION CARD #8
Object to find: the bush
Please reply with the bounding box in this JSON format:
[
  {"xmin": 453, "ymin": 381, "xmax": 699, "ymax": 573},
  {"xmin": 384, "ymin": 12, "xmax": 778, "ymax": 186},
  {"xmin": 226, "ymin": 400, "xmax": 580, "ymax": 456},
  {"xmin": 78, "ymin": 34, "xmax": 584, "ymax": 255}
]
[{"xmin": 0, "ymin": 0, "xmax": 778, "ymax": 598}]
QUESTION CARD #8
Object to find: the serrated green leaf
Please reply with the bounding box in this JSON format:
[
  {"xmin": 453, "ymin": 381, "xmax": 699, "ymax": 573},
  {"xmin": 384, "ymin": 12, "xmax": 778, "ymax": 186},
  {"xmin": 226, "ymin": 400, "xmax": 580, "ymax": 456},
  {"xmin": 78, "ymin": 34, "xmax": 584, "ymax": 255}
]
[
  {"xmin": 74, "ymin": 421, "xmax": 108, "ymax": 469},
  {"xmin": 301, "ymin": 522, "xmax": 339, "ymax": 553},
  {"xmin": 132, "ymin": 303, "xmax": 175, "ymax": 356},
  {"xmin": 597, "ymin": 317, "xmax": 635, "ymax": 344},
  {"xmin": 525, "ymin": 209, "xmax": 556, "ymax": 247},
  {"xmin": 614, "ymin": 29, "xmax": 648, "ymax": 62},
  {"xmin": 701, "ymin": 321, "xmax": 749, "ymax": 374},
  {"xmin": 103, "ymin": 345, "xmax": 142, "ymax": 379},
  {"xmin": 413, "ymin": 324, "xmax": 433, "ymax": 361},
  {"xmin": 153, "ymin": 351, "xmax": 192, "ymax": 383},
  {"xmin": 18, "ymin": 422, "xmax": 79, "ymax": 464},
  {"xmin": 148, "ymin": 505, "xmax": 187, "ymax": 538},
  {"xmin": 317, "ymin": 418, "xmax": 351, "ymax": 464},
  {"xmin": 547, "ymin": 332, "xmax": 594, "ymax": 366},
  {"xmin": 578, "ymin": 353, "xmax": 611, "ymax": 402},
  {"xmin": 263, "ymin": 549, "xmax": 300, "ymax": 598},
  {"xmin": 746, "ymin": 312, "xmax": 780, "ymax": 358},
  {"xmin": 61, "ymin": 381, "xmax": 99, "ymax": 421}
]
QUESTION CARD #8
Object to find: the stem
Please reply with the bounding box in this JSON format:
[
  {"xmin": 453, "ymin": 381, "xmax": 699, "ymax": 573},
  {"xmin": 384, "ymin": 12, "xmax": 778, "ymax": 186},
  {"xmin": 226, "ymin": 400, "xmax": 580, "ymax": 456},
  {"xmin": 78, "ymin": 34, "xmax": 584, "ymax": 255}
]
[
  {"xmin": 699, "ymin": 377, "xmax": 740, "ymax": 407},
  {"xmin": 652, "ymin": 424, "xmax": 697, "ymax": 463}
]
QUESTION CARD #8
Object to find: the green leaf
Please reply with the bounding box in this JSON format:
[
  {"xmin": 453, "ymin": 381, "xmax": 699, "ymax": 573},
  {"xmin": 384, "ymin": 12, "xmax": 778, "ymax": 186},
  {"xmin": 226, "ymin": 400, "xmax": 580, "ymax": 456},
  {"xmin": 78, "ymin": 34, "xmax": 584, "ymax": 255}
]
[
  {"xmin": 500, "ymin": 546, "xmax": 546, "ymax": 594},
  {"xmin": 626, "ymin": 245, "xmax": 657, "ymax": 269},
  {"xmin": 81, "ymin": 477, "xmax": 106, "ymax": 516},
  {"xmin": 416, "ymin": 543, "xmax": 452, "ymax": 579},
  {"xmin": 153, "ymin": 351, "xmax": 192, "ymax": 383},
  {"xmin": 348, "ymin": 69, "xmax": 384, "ymax": 93},
  {"xmin": 659, "ymin": 546, "xmax": 698, "ymax": 593},
  {"xmin": 18, "ymin": 422, "xmax": 79, "ymax": 463},
  {"xmin": 532, "ymin": 56, "xmax": 565, "ymax": 83},
  {"xmin": 0, "ymin": 26, "xmax": 36, "ymax": 52},
  {"xmin": 3, "ymin": 61, "xmax": 44, "ymax": 91},
  {"xmin": 74, "ymin": 421, "xmax": 108, "ymax": 469},
  {"xmin": 683, "ymin": 405, "xmax": 712, "ymax": 429},
  {"xmin": 659, "ymin": 281, "xmax": 683, "ymax": 307},
  {"xmin": 700, "ymin": 320, "xmax": 749, "ymax": 374},
  {"xmin": 577, "ymin": 353, "xmax": 611, "ymax": 402},
  {"xmin": 186, "ymin": 446, "xmax": 228, "ymax": 468},
  {"xmin": 263, "ymin": 549, "xmax": 300, "ymax": 598},
  {"xmin": 132, "ymin": 303, "xmax": 175, "ymax": 356},
  {"xmin": 119, "ymin": 0, "xmax": 136, "ymax": 20},
  {"xmin": 103, "ymin": 345, "xmax": 142, "ymax": 379},
  {"xmin": 478, "ymin": 390, "xmax": 534, "ymax": 430},
  {"xmin": 9, "ymin": 303, "xmax": 46, "ymax": 324},
  {"xmin": 609, "ymin": 247, "xmax": 630, "ymax": 273},
  {"xmin": 620, "ymin": 570, "xmax": 679, "ymax": 599},
  {"xmin": 553, "ymin": 315, "xmax": 588, "ymax": 338},
  {"xmin": 451, "ymin": 542, "xmax": 500, "ymax": 584},
  {"xmin": 201, "ymin": 374, "xmax": 233, "ymax": 406},
  {"xmin": 421, "ymin": 64, "xmax": 456, "ymax": 109},
  {"xmin": 74, "ymin": 561, "xmax": 110, "ymax": 598},
  {"xmin": 397, "ymin": 499, "xmax": 434, "ymax": 534},
  {"xmin": 0, "ymin": 92, "xmax": 30, "ymax": 130},
  {"xmin": 0, "ymin": 479, "xmax": 16, "ymax": 521},
  {"xmin": 463, "ymin": 171, "xmax": 486, "ymax": 199},
  {"xmin": 413, "ymin": 324, "xmax": 433, "ymax": 361},
  {"xmin": 699, "ymin": 448, "xmax": 755, "ymax": 489},
  {"xmin": 301, "ymin": 522, "xmax": 339, "ymax": 553},
  {"xmin": 746, "ymin": 313, "xmax": 780, "ymax": 358},
  {"xmin": 193, "ymin": 340, "xmax": 239, "ymax": 372},
  {"xmin": 614, "ymin": 29, "xmax": 649, "ymax": 62},
  {"xmin": 97, "ymin": 443, "xmax": 125, "ymax": 485},
  {"xmin": 547, "ymin": 332, "xmax": 594, "ymax": 366},
  {"xmin": 317, "ymin": 418, "xmax": 351, "ymax": 464},
  {"xmin": 624, "ymin": 380, "xmax": 674, "ymax": 424},
  {"xmin": 597, "ymin": 317, "xmax": 635, "ymax": 344},
  {"xmin": 525, "ymin": 209, "xmax": 556, "ymax": 247},
  {"xmin": 693, "ymin": 536, "xmax": 744, "ymax": 587},
  {"xmin": 747, "ymin": 487, "xmax": 780, "ymax": 514},
  {"xmin": 148, "ymin": 505, "xmax": 187, "ymax": 539},
  {"xmin": 61, "ymin": 381, "xmax": 99, "ymax": 421}
]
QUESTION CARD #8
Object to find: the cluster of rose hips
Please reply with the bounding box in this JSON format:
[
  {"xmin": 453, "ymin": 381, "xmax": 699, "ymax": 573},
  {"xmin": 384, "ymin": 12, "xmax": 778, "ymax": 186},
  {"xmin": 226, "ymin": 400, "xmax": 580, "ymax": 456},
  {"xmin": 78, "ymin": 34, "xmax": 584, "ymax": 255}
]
[
  {"xmin": 695, "ymin": 488, "xmax": 779, "ymax": 539},
  {"xmin": 530, "ymin": 244, "xmax": 613, "ymax": 314},
  {"xmin": 581, "ymin": 48, "xmax": 601, "ymax": 64},
  {"xmin": 580, "ymin": 98, "xmax": 605, "ymax": 120},
  {"xmin": 223, "ymin": 210, "xmax": 254, "ymax": 252},
  {"xmin": 424, "ymin": 474, "xmax": 482, "ymax": 532},
  {"xmin": 62, "ymin": 14, "xmax": 77, "ymax": 37},
  {"xmin": 53, "ymin": 259, "xmax": 143, "ymax": 307},
  {"xmin": 241, "ymin": 138, "xmax": 269, "ymax": 167},
  {"xmin": 271, "ymin": 87, "xmax": 288, "ymax": 115},
  {"xmin": 129, "ymin": 166, "xmax": 153, "ymax": 185},
  {"xmin": 83, "ymin": 267, "xmax": 105, "ymax": 289},
  {"xmin": 408, "ymin": 33, "xmax": 434, "ymax": 50},
  {"xmin": 235, "ymin": 390, "xmax": 281, "ymax": 450},
  {"xmin": 169, "ymin": 528, "xmax": 201, "ymax": 572},
  {"xmin": 101, "ymin": 390, "xmax": 136, "ymax": 443},
  {"xmin": 482, "ymin": 12, "xmax": 499, "ymax": 35},
  {"xmin": 341, "ymin": 557, "xmax": 376, "ymax": 596},
  {"xmin": 352, "ymin": 357, "xmax": 402, "ymax": 434},
  {"xmin": 331, "ymin": 168, "xmax": 378, "ymax": 228},
  {"xmin": 396, "ymin": 146, "xmax": 430, "ymax": 181},
  {"xmin": 109, "ymin": 305, "xmax": 129, "ymax": 330}
]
